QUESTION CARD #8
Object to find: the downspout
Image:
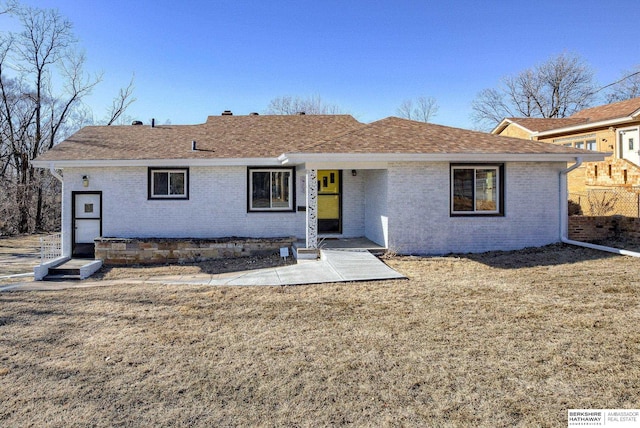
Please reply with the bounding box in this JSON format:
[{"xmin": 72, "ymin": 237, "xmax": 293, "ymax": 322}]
[
  {"xmin": 49, "ymin": 162, "xmax": 63, "ymax": 183},
  {"xmin": 560, "ymin": 157, "xmax": 640, "ymax": 257}
]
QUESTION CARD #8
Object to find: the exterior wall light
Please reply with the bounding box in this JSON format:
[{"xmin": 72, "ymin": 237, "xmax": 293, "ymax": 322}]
[
  {"xmin": 82, "ymin": 175, "xmax": 89, "ymax": 187},
  {"xmin": 351, "ymin": 170, "xmax": 357, "ymax": 176}
]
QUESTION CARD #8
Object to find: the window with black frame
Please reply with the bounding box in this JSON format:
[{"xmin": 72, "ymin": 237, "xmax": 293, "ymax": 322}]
[
  {"xmin": 248, "ymin": 168, "xmax": 294, "ymax": 211},
  {"xmin": 451, "ymin": 164, "xmax": 503, "ymax": 215},
  {"xmin": 148, "ymin": 168, "xmax": 189, "ymax": 199}
]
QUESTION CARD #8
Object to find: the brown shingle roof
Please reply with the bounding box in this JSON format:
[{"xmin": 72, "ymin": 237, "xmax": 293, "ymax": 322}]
[
  {"xmin": 505, "ymin": 117, "xmax": 588, "ymax": 132},
  {"xmin": 502, "ymin": 97, "xmax": 640, "ymax": 135},
  {"xmin": 35, "ymin": 114, "xmax": 592, "ymax": 163},
  {"xmin": 569, "ymin": 96, "xmax": 640, "ymax": 121},
  {"xmin": 35, "ymin": 115, "xmax": 364, "ymax": 161},
  {"xmin": 304, "ymin": 117, "xmax": 591, "ymax": 155}
]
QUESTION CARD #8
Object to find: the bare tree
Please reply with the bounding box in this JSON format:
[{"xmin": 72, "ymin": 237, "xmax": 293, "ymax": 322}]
[
  {"xmin": 105, "ymin": 75, "xmax": 136, "ymax": 125},
  {"xmin": 397, "ymin": 96, "xmax": 439, "ymax": 122},
  {"xmin": 604, "ymin": 66, "xmax": 640, "ymax": 103},
  {"xmin": 265, "ymin": 95, "xmax": 344, "ymax": 115},
  {"xmin": 0, "ymin": 0, "xmax": 17, "ymax": 14},
  {"xmin": 471, "ymin": 52, "xmax": 598, "ymax": 130},
  {"xmin": 0, "ymin": 2, "xmax": 133, "ymax": 235}
]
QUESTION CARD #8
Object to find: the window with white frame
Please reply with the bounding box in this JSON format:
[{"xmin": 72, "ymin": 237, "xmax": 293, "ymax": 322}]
[
  {"xmin": 248, "ymin": 168, "xmax": 294, "ymax": 211},
  {"xmin": 148, "ymin": 168, "xmax": 189, "ymax": 199},
  {"xmin": 451, "ymin": 164, "xmax": 503, "ymax": 215},
  {"xmin": 552, "ymin": 134, "xmax": 597, "ymax": 150}
]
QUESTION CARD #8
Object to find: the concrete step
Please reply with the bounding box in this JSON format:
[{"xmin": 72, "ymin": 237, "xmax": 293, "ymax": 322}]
[
  {"xmin": 43, "ymin": 274, "xmax": 82, "ymax": 281},
  {"xmin": 38, "ymin": 258, "xmax": 103, "ymax": 281},
  {"xmin": 47, "ymin": 267, "xmax": 81, "ymax": 276},
  {"xmin": 292, "ymin": 246, "xmax": 319, "ymax": 260}
]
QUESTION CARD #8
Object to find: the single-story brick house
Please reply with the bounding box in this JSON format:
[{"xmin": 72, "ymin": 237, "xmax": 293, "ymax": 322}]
[{"xmin": 32, "ymin": 113, "xmax": 605, "ymax": 261}]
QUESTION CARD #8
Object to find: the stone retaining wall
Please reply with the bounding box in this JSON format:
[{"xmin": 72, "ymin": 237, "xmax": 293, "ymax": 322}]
[
  {"xmin": 95, "ymin": 237, "xmax": 296, "ymax": 265},
  {"xmin": 568, "ymin": 216, "xmax": 640, "ymax": 243}
]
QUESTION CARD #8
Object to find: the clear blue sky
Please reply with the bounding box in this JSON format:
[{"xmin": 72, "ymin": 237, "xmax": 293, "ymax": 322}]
[{"xmin": 4, "ymin": 0, "xmax": 640, "ymax": 129}]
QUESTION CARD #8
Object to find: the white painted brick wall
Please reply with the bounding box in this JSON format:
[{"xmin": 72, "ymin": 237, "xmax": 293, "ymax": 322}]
[
  {"xmin": 386, "ymin": 161, "xmax": 564, "ymax": 254},
  {"xmin": 61, "ymin": 162, "xmax": 565, "ymax": 257},
  {"xmin": 63, "ymin": 167, "xmax": 304, "ymax": 248},
  {"xmin": 363, "ymin": 169, "xmax": 388, "ymax": 247},
  {"xmin": 341, "ymin": 172, "xmax": 365, "ymax": 237}
]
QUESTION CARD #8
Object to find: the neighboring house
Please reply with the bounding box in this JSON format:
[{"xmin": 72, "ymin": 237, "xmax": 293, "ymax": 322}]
[
  {"xmin": 492, "ymin": 97, "xmax": 640, "ymax": 194},
  {"xmin": 32, "ymin": 113, "xmax": 604, "ymax": 261}
]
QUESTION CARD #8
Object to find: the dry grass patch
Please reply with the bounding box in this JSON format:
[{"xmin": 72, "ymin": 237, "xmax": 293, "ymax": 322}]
[
  {"xmin": 0, "ymin": 234, "xmax": 43, "ymax": 277},
  {"xmin": 1, "ymin": 244, "xmax": 639, "ymax": 427},
  {"xmin": 94, "ymin": 253, "xmax": 295, "ymax": 280}
]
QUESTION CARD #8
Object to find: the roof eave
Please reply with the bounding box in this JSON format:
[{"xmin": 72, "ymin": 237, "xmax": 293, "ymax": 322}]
[
  {"xmin": 280, "ymin": 152, "xmax": 607, "ymax": 165},
  {"xmin": 31, "ymin": 157, "xmax": 284, "ymax": 168},
  {"xmin": 534, "ymin": 116, "xmax": 636, "ymax": 137},
  {"xmin": 490, "ymin": 119, "xmax": 535, "ymax": 136},
  {"xmin": 490, "ymin": 119, "xmax": 514, "ymax": 135},
  {"xmin": 32, "ymin": 152, "xmax": 609, "ymax": 169}
]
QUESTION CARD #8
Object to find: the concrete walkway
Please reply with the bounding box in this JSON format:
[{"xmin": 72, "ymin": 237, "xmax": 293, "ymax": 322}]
[{"xmin": 0, "ymin": 250, "xmax": 405, "ymax": 291}]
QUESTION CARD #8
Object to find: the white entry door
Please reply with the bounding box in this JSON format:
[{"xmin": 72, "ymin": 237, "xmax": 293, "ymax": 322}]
[
  {"xmin": 73, "ymin": 192, "xmax": 101, "ymax": 257},
  {"xmin": 620, "ymin": 128, "xmax": 640, "ymax": 166}
]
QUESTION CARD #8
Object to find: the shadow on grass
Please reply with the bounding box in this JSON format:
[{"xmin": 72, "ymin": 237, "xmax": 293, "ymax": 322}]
[{"xmin": 453, "ymin": 243, "xmax": 622, "ymax": 269}]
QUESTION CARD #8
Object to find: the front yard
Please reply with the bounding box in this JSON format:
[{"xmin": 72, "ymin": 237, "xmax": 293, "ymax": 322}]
[{"xmin": 1, "ymin": 244, "xmax": 639, "ymax": 426}]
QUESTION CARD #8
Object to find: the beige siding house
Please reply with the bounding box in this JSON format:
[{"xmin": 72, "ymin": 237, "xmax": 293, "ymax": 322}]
[{"xmin": 492, "ymin": 97, "xmax": 640, "ymax": 195}]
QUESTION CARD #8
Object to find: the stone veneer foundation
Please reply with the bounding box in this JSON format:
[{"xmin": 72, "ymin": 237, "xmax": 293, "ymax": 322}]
[{"xmin": 95, "ymin": 237, "xmax": 296, "ymax": 265}]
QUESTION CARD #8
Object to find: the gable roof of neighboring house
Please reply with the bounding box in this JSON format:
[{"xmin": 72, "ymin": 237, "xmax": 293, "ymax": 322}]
[
  {"xmin": 570, "ymin": 96, "xmax": 640, "ymax": 121},
  {"xmin": 492, "ymin": 96, "xmax": 640, "ymax": 137},
  {"xmin": 492, "ymin": 117, "xmax": 588, "ymax": 134},
  {"xmin": 33, "ymin": 114, "xmax": 604, "ymax": 167}
]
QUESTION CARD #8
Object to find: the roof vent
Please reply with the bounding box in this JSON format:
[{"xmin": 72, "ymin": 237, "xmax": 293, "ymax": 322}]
[
  {"xmin": 131, "ymin": 120, "xmax": 143, "ymax": 125},
  {"xmin": 297, "ymin": 111, "xmax": 306, "ymax": 115},
  {"xmin": 249, "ymin": 112, "xmax": 259, "ymax": 116},
  {"xmin": 221, "ymin": 110, "xmax": 233, "ymax": 116}
]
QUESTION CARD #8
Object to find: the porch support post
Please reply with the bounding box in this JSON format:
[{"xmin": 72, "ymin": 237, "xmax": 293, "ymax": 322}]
[{"xmin": 305, "ymin": 169, "xmax": 318, "ymax": 249}]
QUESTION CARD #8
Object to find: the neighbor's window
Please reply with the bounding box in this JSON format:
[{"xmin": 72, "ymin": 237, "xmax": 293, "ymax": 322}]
[
  {"xmin": 586, "ymin": 140, "xmax": 597, "ymax": 151},
  {"xmin": 149, "ymin": 168, "xmax": 189, "ymax": 199},
  {"xmin": 248, "ymin": 168, "xmax": 294, "ymax": 211},
  {"xmin": 451, "ymin": 164, "xmax": 503, "ymax": 215}
]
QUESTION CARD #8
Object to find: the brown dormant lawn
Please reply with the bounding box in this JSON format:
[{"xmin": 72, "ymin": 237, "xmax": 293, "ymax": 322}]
[
  {"xmin": 1, "ymin": 244, "xmax": 639, "ymax": 427},
  {"xmin": 0, "ymin": 234, "xmax": 42, "ymax": 277}
]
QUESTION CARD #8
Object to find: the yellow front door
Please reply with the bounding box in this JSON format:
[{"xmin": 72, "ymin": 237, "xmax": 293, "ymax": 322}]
[{"xmin": 317, "ymin": 170, "xmax": 341, "ymax": 233}]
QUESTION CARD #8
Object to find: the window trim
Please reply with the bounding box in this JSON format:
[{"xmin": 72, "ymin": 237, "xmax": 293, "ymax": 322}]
[
  {"xmin": 450, "ymin": 163, "xmax": 504, "ymax": 216},
  {"xmin": 148, "ymin": 167, "xmax": 189, "ymax": 200},
  {"xmin": 247, "ymin": 167, "xmax": 295, "ymax": 212}
]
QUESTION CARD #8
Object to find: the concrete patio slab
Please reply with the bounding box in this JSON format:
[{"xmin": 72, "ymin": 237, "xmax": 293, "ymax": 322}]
[
  {"xmin": 322, "ymin": 250, "xmax": 404, "ymax": 281},
  {"xmin": 2, "ymin": 249, "xmax": 405, "ymax": 290}
]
